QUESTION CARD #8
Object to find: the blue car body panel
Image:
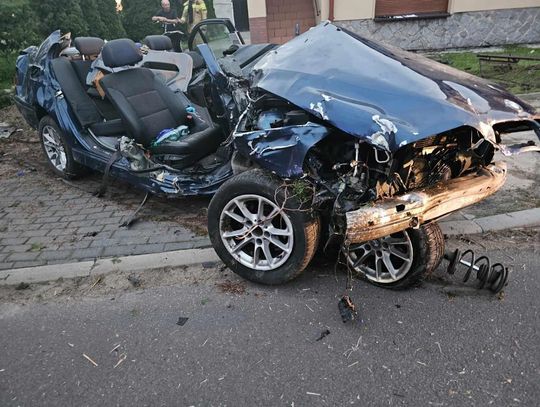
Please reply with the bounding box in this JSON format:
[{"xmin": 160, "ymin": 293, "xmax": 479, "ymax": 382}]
[{"xmin": 250, "ymin": 23, "xmax": 540, "ymax": 152}]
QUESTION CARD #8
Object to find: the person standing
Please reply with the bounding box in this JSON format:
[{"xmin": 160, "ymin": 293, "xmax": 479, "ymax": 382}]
[
  {"xmin": 180, "ymin": 0, "xmax": 207, "ymax": 34},
  {"xmin": 152, "ymin": 0, "xmax": 180, "ymax": 32}
]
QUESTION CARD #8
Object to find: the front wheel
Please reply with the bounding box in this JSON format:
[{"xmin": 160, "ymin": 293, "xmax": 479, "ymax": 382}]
[
  {"xmin": 346, "ymin": 222, "xmax": 445, "ymax": 290},
  {"xmin": 208, "ymin": 170, "xmax": 320, "ymax": 285}
]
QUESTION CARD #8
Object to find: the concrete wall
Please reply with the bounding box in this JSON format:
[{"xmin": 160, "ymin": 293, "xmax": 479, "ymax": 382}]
[
  {"xmin": 247, "ymin": 0, "xmax": 267, "ymax": 17},
  {"xmin": 337, "ymin": 7, "xmax": 540, "ymax": 50}
]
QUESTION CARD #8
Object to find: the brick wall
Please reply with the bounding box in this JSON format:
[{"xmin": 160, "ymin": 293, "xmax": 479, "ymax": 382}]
[
  {"xmin": 249, "ymin": 16, "xmax": 269, "ymax": 43},
  {"xmin": 266, "ymin": 0, "xmax": 315, "ymax": 43}
]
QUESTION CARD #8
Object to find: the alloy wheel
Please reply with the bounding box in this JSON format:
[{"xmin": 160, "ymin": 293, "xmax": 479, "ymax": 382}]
[
  {"xmin": 41, "ymin": 125, "xmax": 67, "ymax": 171},
  {"xmin": 219, "ymin": 194, "xmax": 294, "ymax": 271},
  {"xmin": 347, "ymin": 231, "xmax": 414, "ymax": 283}
]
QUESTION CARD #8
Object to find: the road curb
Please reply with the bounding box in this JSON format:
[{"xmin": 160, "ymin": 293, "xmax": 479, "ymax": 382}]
[
  {"xmin": 0, "ymin": 248, "xmax": 220, "ymax": 286},
  {"xmin": 439, "ymin": 207, "xmax": 540, "ymax": 236},
  {"xmin": 1, "ymin": 208, "xmax": 538, "ymax": 286}
]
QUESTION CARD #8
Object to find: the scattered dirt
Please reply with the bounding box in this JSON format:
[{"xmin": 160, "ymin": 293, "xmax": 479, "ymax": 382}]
[
  {"xmin": 0, "ymin": 261, "xmax": 244, "ymax": 304},
  {"xmin": 464, "ymin": 186, "xmax": 540, "ymax": 217},
  {"xmin": 216, "ymin": 280, "xmax": 247, "ymax": 295},
  {"xmin": 0, "ymin": 105, "xmax": 43, "ymax": 178},
  {"xmin": 0, "ymin": 228, "xmax": 537, "ymax": 305}
]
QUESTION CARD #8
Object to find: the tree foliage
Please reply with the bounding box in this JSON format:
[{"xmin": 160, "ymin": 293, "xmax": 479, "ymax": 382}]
[
  {"xmin": 96, "ymin": 0, "xmax": 126, "ymax": 39},
  {"xmin": 1, "ymin": 0, "xmax": 212, "ymax": 52},
  {"xmin": 122, "ymin": 0, "xmax": 162, "ymax": 41},
  {"xmin": 33, "ymin": 0, "xmax": 89, "ymax": 38},
  {"xmin": 0, "ymin": 0, "xmax": 40, "ymax": 55},
  {"xmin": 83, "ymin": 0, "xmax": 107, "ymax": 38}
]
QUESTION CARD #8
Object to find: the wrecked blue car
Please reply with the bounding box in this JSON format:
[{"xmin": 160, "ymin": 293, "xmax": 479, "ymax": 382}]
[{"xmin": 14, "ymin": 21, "xmax": 540, "ymax": 288}]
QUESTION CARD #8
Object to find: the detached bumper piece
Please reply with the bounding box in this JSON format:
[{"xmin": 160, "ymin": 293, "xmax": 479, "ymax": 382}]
[{"xmin": 346, "ymin": 162, "xmax": 507, "ymax": 243}]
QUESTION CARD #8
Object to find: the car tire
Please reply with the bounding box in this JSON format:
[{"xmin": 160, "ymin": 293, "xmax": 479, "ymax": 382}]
[
  {"xmin": 38, "ymin": 116, "xmax": 87, "ymax": 179},
  {"xmin": 208, "ymin": 169, "xmax": 320, "ymax": 285},
  {"xmin": 346, "ymin": 222, "xmax": 445, "ymax": 290}
]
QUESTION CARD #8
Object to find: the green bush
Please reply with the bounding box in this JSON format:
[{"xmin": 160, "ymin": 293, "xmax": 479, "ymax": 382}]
[
  {"xmin": 0, "ymin": 53, "xmax": 17, "ymax": 89},
  {"xmin": 0, "ymin": 0, "xmax": 40, "ymax": 55},
  {"xmin": 122, "ymin": 0, "xmax": 162, "ymax": 41},
  {"xmin": 96, "ymin": 0, "xmax": 126, "ymax": 39},
  {"xmin": 32, "ymin": 0, "xmax": 89, "ymax": 38}
]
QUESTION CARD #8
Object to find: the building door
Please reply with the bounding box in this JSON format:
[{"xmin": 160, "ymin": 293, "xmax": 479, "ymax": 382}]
[{"xmin": 233, "ymin": 0, "xmax": 250, "ymax": 31}]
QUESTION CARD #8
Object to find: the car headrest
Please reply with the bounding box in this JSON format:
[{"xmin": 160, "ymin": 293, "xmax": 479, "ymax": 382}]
[
  {"xmin": 73, "ymin": 37, "xmax": 105, "ymax": 56},
  {"xmin": 143, "ymin": 35, "xmax": 173, "ymax": 51},
  {"xmin": 186, "ymin": 51, "xmax": 206, "ymax": 70},
  {"xmin": 102, "ymin": 39, "xmax": 143, "ymax": 68}
]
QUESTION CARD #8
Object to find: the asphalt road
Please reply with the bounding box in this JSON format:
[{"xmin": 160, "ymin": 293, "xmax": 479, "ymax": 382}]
[{"xmin": 0, "ymin": 231, "xmax": 539, "ymax": 406}]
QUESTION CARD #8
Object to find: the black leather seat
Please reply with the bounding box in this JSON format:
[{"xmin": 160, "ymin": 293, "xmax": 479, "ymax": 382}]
[
  {"xmin": 71, "ymin": 37, "xmax": 105, "ymax": 86},
  {"xmin": 143, "ymin": 35, "xmax": 173, "ymax": 51},
  {"xmin": 99, "ymin": 39, "xmax": 224, "ymax": 167},
  {"xmin": 50, "ymin": 56, "xmax": 125, "ymax": 136}
]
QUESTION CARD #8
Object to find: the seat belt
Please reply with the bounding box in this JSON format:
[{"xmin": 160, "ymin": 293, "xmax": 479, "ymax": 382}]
[
  {"xmin": 93, "ymin": 149, "xmax": 122, "ymax": 198},
  {"xmin": 120, "ymin": 192, "xmax": 150, "ymax": 228}
]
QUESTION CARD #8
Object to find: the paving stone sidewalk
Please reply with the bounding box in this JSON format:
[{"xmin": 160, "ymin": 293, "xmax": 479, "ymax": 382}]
[{"xmin": 0, "ymin": 171, "xmax": 211, "ymax": 270}]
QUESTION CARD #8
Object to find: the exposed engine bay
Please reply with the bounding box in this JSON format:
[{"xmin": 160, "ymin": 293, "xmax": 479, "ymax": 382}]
[{"xmin": 232, "ymin": 92, "xmax": 505, "ymax": 241}]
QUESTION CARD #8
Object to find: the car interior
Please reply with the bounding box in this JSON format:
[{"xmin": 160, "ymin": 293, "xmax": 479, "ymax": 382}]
[{"xmin": 50, "ymin": 36, "xmax": 227, "ymax": 170}]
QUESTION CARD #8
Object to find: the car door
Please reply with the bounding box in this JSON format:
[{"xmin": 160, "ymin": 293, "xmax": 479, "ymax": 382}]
[{"xmin": 188, "ymin": 18, "xmax": 244, "ymax": 58}]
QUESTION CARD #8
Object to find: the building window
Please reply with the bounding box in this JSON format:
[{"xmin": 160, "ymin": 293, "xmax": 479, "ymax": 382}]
[{"xmin": 375, "ymin": 0, "xmax": 449, "ymax": 18}]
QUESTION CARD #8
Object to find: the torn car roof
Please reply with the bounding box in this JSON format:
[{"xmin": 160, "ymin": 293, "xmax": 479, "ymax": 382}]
[{"xmin": 251, "ymin": 22, "xmax": 538, "ymax": 152}]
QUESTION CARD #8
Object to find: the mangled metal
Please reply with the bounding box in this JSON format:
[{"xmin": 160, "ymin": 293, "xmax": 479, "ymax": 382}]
[
  {"xmin": 234, "ymin": 123, "xmax": 329, "ymax": 178},
  {"xmin": 346, "ymin": 162, "xmax": 507, "ymax": 243}
]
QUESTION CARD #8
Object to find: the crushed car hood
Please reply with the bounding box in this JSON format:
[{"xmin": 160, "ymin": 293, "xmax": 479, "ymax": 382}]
[{"xmin": 251, "ymin": 23, "xmax": 538, "ymax": 152}]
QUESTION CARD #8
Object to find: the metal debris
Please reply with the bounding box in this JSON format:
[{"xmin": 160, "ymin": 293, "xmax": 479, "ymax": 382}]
[
  {"xmin": 0, "ymin": 122, "xmax": 18, "ymax": 139},
  {"xmin": 176, "ymin": 317, "xmax": 189, "ymax": 326},
  {"xmin": 444, "ymin": 249, "xmax": 509, "ymax": 293},
  {"xmin": 338, "ymin": 296, "xmax": 357, "ymax": 323},
  {"xmin": 15, "ymin": 282, "xmax": 30, "ymax": 290},
  {"xmin": 120, "ymin": 192, "xmax": 150, "ymax": 228},
  {"xmin": 316, "ymin": 329, "xmax": 331, "ymax": 341},
  {"xmin": 127, "ymin": 274, "xmax": 142, "ymax": 288}
]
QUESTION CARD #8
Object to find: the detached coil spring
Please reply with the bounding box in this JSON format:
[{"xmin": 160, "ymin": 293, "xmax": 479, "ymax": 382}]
[{"xmin": 443, "ymin": 249, "xmax": 509, "ymax": 294}]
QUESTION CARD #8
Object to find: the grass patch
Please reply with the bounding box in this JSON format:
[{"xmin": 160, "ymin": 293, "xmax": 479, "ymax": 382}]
[
  {"xmin": 429, "ymin": 46, "xmax": 540, "ymax": 94},
  {"xmin": 0, "ymin": 53, "xmax": 17, "ymax": 108}
]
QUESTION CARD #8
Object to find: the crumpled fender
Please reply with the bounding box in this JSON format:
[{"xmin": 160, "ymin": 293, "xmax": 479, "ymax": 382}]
[{"xmin": 234, "ymin": 122, "xmax": 329, "ymax": 178}]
